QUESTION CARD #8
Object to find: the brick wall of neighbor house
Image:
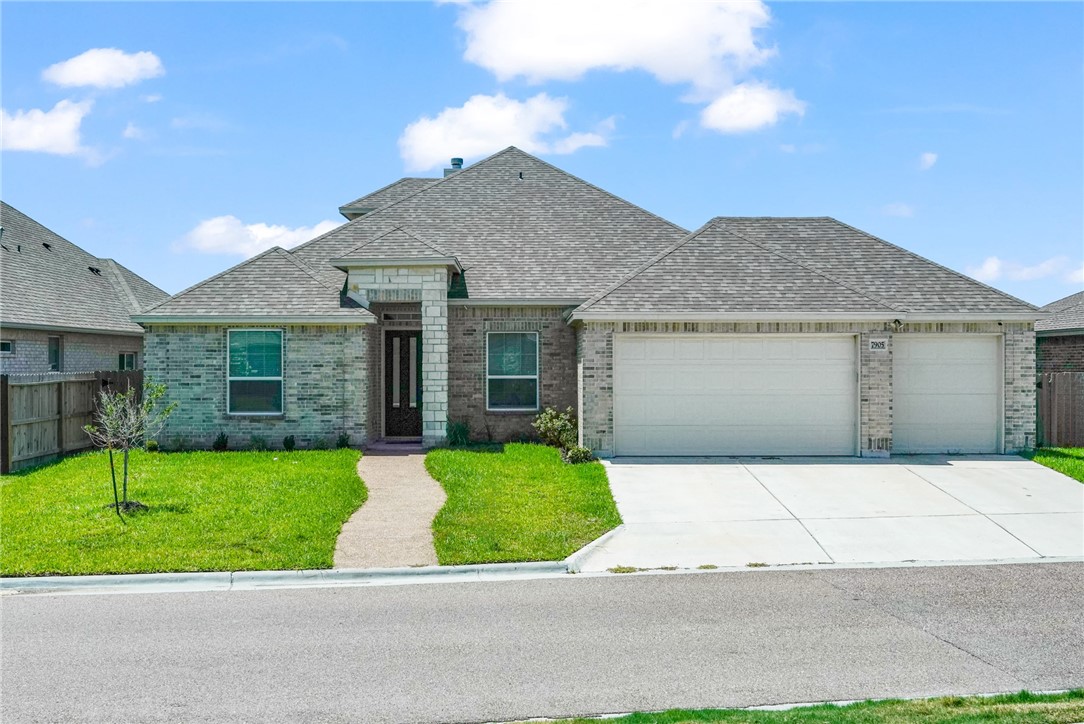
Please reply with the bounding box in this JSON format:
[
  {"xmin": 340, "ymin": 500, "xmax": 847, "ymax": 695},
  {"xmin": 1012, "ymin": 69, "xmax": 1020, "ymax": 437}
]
[
  {"xmin": 347, "ymin": 266, "xmax": 448, "ymax": 446},
  {"xmin": 576, "ymin": 321, "xmax": 1036, "ymax": 457},
  {"xmin": 0, "ymin": 328, "xmax": 143, "ymax": 374},
  {"xmin": 143, "ymin": 324, "xmax": 369, "ymax": 450},
  {"xmin": 1037, "ymin": 334, "xmax": 1084, "ymax": 372},
  {"xmin": 448, "ymin": 306, "xmax": 577, "ymax": 442}
]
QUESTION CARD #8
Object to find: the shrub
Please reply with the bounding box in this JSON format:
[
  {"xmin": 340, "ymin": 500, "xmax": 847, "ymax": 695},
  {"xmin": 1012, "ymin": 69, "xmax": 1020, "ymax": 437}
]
[
  {"xmin": 532, "ymin": 407, "xmax": 578, "ymax": 450},
  {"xmin": 562, "ymin": 445, "xmax": 595, "ymax": 464},
  {"xmin": 310, "ymin": 437, "xmax": 329, "ymax": 450},
  {"xmin": 145, "ymin": 440, "xmax": 159, "ymax": 453},
  {"xmin": 212, "ymin": 432, "xmax": 229, "ymax": 452},
  {"xmin": 249, "ymin": 435, "xmax": 268, "ymax": 452},
  {"xmin": 447, "ymin": 420, "xmax": 470, "ymax": 447},
  {"xmin": 335, "ymin": 432, "xmax": 351, "ymax": 449},
  {"xmin": 283, "ymin": 435, "xmax": 296, "ymax": 452}
]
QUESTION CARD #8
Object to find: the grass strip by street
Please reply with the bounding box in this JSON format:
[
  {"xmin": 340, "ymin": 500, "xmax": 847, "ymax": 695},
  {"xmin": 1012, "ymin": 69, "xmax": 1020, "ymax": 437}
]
[
  {"xmin": 1025, "ymin": 447, "xmax": 1084, "ymax": 483},
  {"xmin": 532, "ymin": 689, "xmax": 1084, "ymax": 723},
  {"xmin": 1, "ymin": 449, "xmax": 365, "ymax": 576},
  {"xmin": 426, "ymin": 442, "xmax": 621, "ymax": 565}
]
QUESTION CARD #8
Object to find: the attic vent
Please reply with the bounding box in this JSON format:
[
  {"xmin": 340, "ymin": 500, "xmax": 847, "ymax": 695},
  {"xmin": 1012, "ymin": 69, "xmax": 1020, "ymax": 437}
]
[
  {"xmin": 383, "ymin": 312, "xmax": 422, "ymax": 322},
  {"xmin": 42, "ymin": 242, "xmax": 52, "ymax": 250},
  {"xmin": 88, "ymin": 266, "xmax": 102, "ymax": 276}
]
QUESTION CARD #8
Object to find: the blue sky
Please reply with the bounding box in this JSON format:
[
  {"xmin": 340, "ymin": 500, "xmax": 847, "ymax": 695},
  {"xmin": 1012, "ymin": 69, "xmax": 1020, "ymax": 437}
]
[{"xmin": 3, "ymin": 1, "xmax": 1081, "ymax": 305}]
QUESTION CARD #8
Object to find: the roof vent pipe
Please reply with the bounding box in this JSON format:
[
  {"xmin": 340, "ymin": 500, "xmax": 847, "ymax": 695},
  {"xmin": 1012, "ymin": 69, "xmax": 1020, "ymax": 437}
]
[{"xmin": 444, "ymin": 157, "xmax": 464, "ymax": 177}]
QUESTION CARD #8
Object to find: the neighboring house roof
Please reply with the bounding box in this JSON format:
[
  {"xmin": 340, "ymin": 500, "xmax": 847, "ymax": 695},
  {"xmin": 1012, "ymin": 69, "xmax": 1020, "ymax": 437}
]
[
  {"xmin": 1037, "ymin": 290, "xmax": 1084, "ymax": 334},
  {"xmin": 0, "ymin": 201, "xmax": 169, "ymax": 335},
  {"xmin": 339, "ymin": 178, "xmax": 440, "ymax": 219},
  {"xmin": 134, "ymin": 247, "xmax": 375, "ymax": 324},
  {"xmin": 573, "ymin": 217, "xmax": 1039, "ymax": 319},
  {"xmin": 294, "ymin": 146, "xmax": 689, "ymax": 300}
]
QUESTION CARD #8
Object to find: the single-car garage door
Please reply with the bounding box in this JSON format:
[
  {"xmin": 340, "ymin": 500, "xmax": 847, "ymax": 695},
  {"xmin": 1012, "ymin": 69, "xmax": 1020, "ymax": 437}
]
[
  {"xmin": 614, "ymin": 335, "xmax": 857, "ymax": 456},
  {"xmin": 893, "ymin": 335, "xmax": 1000, "ymax": 454}
]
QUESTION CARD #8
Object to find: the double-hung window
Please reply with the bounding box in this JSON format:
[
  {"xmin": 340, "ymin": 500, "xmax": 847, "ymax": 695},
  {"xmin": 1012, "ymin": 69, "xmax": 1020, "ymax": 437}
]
[
  {"xmin": 486, "ymin": 331, "xmax": 539, "ymax": 411},
  {"xmin": 118, "ymin": 352, "xmax": 137, "ymax": 371},
  {"xmin": 228, "ymin": 330, "xmax": 283, "ymax": 415}
]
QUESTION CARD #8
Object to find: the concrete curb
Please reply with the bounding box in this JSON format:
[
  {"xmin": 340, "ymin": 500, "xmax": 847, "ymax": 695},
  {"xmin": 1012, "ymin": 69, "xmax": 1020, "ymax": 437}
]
[
  {"xmin": 563, "ymin": 525, "xmax": 625, "ymax": 573},
  {"xmin": 0, "ymin": 560, "xmax": 570, "ymax": 596}
]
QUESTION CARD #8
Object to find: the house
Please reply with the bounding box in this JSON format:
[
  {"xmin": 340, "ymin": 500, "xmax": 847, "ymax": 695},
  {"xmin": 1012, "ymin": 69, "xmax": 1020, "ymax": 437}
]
[
  {"xmin": 0, "ymin": 202, "xmax": 168, "ymax": 374},
  {"xmin": 135, "ymin": 147, "xmax": 1040, "ymax": 456},
  {"xmin": 1036, "ymin": 290, "xmax": 1084, "ymax": 372}
]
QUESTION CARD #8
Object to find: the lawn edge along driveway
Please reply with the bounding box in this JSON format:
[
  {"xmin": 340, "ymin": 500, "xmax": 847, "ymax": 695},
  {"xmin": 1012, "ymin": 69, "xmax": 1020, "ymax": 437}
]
[
  {"xmin": 1, "ymin": 449, "xmax": 366, "ymax": 576},
  {"xmin": 425, "ymin": 443, "xmax": 622, "ymax": 566},
  {"xmin": 1026, "ymin": 447, "xmax": 1084, "ymax": 483}
]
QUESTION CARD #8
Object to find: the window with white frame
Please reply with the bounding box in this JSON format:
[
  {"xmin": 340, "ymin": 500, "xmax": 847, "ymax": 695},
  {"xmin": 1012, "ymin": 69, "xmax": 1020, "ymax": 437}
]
[
  {"xmin": 228, "ymin": 330, "xmax": 283, "ymax": 414},
  {"xmin": 0, "ymin": 340, "xmax": 12, "ymax": 355},
  {"xmin": 486, "ymin": 331, "xmax": 539, "ymax": 411},
  {"xmin": 119, "ymin": 352, "xmax": 137, "ymax": 370}
]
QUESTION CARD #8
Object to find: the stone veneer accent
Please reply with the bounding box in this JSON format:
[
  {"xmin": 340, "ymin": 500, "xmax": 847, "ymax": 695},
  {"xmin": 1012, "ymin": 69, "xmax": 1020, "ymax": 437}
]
[
  {"xmin": 1037, "ymin": 334, "xmax": 1084, "ymax": 373},
  {"xmin": 143, "ymin": 324, "xmax": 368, "ymax": 450},
  {"xmin": 347, "ymin": 266, "xmax": 448, "ymax": 447},
  {"xmin": 576, "ymin": 320, "xmax": 1036, "ymax": 457},
  {"xmin": 448, "ymin": 306, "xmax": 577, "ymax": 442},
  {"xmin": 0, "ymin": 328, "xmax": 143, "ymax": 374}
]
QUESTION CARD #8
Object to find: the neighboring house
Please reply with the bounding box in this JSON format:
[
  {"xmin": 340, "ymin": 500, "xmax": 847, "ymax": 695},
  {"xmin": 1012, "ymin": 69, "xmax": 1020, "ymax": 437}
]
[
  {"xmin": 135, "ymin": 147, "xmax": 1040, "ymax": 456},
  {"xmin": 1036, "ymin": 290, "xmax": 1084, "ymax": 372},
  {"xmin": 0, "ymin": 202, "xmax": 168, "ymax": 374}
]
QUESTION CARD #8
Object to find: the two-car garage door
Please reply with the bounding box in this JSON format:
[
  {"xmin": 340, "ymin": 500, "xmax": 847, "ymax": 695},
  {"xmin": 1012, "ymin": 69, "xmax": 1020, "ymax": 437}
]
[
  {"xmin": 613, "ymin": 334, "xmax": 1001, "ymax": 456},
  {"xmin": 614, "ymin": 336, "xmax": 858, "ymax": 456}
]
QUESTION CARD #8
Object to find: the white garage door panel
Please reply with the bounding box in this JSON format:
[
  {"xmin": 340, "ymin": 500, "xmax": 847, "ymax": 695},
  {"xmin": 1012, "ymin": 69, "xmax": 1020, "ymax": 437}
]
[
  {"xmin": 614, "ymin": 336, "xmax": 857, "ymax": 456},
  {"xmin": 893, "ymin": 336, "xmax": 999, "ymax": 454}
]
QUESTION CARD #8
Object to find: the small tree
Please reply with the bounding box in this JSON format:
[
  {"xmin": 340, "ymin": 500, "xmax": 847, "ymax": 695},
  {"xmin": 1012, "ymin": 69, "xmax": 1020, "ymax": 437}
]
[{"xmin": 84, "ymin": 380, "xmax": 178, "ymax": 515}]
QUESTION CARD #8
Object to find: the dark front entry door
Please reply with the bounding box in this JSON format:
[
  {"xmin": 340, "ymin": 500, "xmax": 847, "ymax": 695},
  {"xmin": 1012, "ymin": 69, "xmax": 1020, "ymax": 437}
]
[{"xmin": 384, "ymin": 330, "xmax": 422, "ymax": 437}]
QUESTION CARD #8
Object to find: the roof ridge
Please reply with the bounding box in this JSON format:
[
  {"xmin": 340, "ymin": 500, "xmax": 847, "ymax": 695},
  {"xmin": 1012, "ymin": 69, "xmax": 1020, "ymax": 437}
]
[
  {"xmin": 102, "ymin": 258, "xmax": 143, "ymax": 313},
  {"xmin": 339, "ymin": 176, "xmax": 439, "ymax": 210},
  {"xmin": 1040, "ymin": 289, "xmax": 1084, "ymax": 311},
  {"xmin": 826, "ymin": 217, "xmax": 1039, "ymax": 311},
  {"xmin": 716, "ymin": 221, "xmax": 904, "ymax": 313},
  {"xmin": 138, "ymin": 245, "xmax": 287, "ymax": 315},
  {"xmin": 392, "ymin": 225, "xmax": 457, "ymax": 259},
  {"xmin": 277, "ymin": 248, "xmax": 342, "ymax": 292}
]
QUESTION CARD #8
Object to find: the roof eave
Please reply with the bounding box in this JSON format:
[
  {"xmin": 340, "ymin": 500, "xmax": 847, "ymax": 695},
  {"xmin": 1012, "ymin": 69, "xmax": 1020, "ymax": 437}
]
[
  {"xmin": 1037, "ymin": 327, "xmax": 1084, "ymax": 337},
  {"xmin": 133, "ymin": 314, "xmax": 374, "ymax": 326},
  {"xmin": 330, "ymin": 256, "xmax": 464, "ymax": 274},
  {"xmin": 0, "ymin": 321, "xmax": 145, "ymax": 337},
  {"xmin": 567, "ymin": 311, "xmax": 1043, "ymax": 323},
  {"xmin": 447, "ymin": 298, "xmax": 585, "ymax": 307}
]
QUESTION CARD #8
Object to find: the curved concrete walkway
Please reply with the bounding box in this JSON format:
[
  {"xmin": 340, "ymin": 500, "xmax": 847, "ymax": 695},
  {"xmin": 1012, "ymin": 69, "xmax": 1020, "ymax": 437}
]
[{"xmin": 333, "ymin": 452, "xmax": 447, "ymax": 569}]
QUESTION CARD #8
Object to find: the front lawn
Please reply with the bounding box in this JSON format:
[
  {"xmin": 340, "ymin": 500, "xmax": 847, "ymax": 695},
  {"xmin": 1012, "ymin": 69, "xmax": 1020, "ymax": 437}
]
[
  {"xmin": 1, "ymin": 449, "xmax": 365, "ymax": 576},
  {"xmin": 537, "ymin": 690, "xmax": 1084, "ymax": 723},
  {"xmin": 1025, "ymin": 447, "xmax": 1084, "ymax": 483},
  {"xmin": 425, "ymin": 443, "xmax": 621, "ymax": 565}
]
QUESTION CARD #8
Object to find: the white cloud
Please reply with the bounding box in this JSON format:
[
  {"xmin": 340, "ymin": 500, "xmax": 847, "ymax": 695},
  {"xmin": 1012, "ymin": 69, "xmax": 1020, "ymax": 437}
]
[
  {"xmin": 965, "ymin": 255, "xmax": 1076, "ymax": 283},
  {"xmin": 141, "ymin": 93, "xmax": 163, "ymax": 103},
  {"xmin": 919, "ymin": 151, "xmax": 938, "ymax": 170},
  {"xmin": 700, "ymin": 83, "xmax": 805, "ymax": 133},
  {"xmin": 43, "ymin": 48, "xmax": 163, "ymax": 89},
  {"xmin": 171, "ymin": 113, "xmax": 229, "ymax": 132},
  {"xmin": 1, "ymin": 99, "xmax": 93, "ymax": 155},
  {"xmin": 882, "ymin": 202, "xmax": 915, "ymax": 218},
  {"xmin": 122, "ymin": 122, "xmax": 146, "ymax": 140},
  {"xmin": 398, "ymin": 93, "xmax": 613, "ymax": 171},
  {"xmin": 177, "ymin": 216, "xmax": 341, "ymax": 257},
  {"xmin": 453, "ymin": 0, "xmax": 803, "ymax": 134},
  {"xmin": 1066, "ymin": 265, "xmax": 1084, "ymax": 284}
]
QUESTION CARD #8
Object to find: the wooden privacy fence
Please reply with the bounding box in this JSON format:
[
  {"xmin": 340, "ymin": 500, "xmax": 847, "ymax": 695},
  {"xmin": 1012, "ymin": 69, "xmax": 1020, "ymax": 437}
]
[
  {"xmin": 1037, "ymin": 372, "xmax": 1084, "ymax": 448},
  {"xmin": 0, "ymin": 371, "xmax": 143, "ymax": 473}
]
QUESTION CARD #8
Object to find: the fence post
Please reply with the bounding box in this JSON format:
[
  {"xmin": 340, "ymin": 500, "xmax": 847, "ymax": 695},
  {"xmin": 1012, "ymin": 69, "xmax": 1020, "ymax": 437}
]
[{"xmin": 1, "ymin": 375, "xmax": 9, "ymax": 474}]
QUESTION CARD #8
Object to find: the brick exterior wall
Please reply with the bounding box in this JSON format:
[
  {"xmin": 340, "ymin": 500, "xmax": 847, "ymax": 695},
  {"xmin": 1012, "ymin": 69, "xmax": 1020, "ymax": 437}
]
[
  {"xmin": 1037, "ymin": 334, "xmax": 1084, "ymax": 372},
  {"xmin": 0, "ymin": 328, "xmax": 143, "ymax": 374},
  {"xmin": 143, "ymin": 324, "xmax": 368, "ymax": 450},
  {"xmin": 448, "ymin": 305, "xmax": 577, "ymax": 442},
  {"xmin": 577, "ymin": 320, "xmax": 1036, "ymax": 457}
]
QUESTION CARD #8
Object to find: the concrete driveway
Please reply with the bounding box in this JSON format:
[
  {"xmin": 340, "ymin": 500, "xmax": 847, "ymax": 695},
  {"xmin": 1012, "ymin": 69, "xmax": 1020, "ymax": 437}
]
[{"xmin": 579, "ymin": 456, "xmax": 1084, "ymax": 571}]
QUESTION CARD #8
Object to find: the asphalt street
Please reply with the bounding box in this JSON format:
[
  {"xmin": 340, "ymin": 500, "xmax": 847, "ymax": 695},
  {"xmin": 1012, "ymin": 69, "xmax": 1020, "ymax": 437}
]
[{"xmin": 3, "ymin": 562, "xmax": 1082, "ymax": 723}]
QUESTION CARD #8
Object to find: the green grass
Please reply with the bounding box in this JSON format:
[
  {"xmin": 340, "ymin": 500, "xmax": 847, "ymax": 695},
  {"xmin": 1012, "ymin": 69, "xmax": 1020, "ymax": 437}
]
[
  {"xmin": 535, "ymin": 690, "xmax": 1084, "ymax": 723},
  {"xmin": 1025, "ymin": 447, "xmax": 1084, "ymax": 483},
  {"xmin": 1, "ymin": 449, "xmax": 365, "ymax": 576},
  {"xmin": 425, "ymin": 443, "xmax": 621, "ymax": 565}
]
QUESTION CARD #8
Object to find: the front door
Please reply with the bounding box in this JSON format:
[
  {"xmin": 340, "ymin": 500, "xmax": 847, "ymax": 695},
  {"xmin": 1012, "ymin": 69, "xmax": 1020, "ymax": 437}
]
[{"xmin": 384, "ymin": 330, "xmax": 422, "ymax": 438}]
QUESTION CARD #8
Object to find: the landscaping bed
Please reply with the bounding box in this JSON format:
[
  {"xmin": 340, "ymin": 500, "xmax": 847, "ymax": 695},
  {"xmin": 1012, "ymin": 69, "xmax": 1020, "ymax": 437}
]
[
  {"xmin": 425, "ymin": 443, "xmax": 621, "ymax": 565},
  {"xmin": 1025, "ymin": 447, "xmax": 1084, "ymax": 483},
  {"xmin": 1, "ymin": 449, "xmax": 365, "ymax": 576},
  {"xmin": 535, "ymin": 689, "xmax": 1084, "ymax": 723}
]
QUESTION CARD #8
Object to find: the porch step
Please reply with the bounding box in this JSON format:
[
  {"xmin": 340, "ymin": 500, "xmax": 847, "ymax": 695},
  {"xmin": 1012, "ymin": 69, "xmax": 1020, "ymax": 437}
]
[{"xmin": 365, "ymin": 439, "xmax": 425, "ymax": 454}]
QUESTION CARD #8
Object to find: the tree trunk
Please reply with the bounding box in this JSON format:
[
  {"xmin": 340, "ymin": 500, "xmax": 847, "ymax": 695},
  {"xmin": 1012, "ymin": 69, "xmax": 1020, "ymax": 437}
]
[
  {"xmin": 122, "ymin": 447, "xmax": 130, "ymax": 504},
  {"xmin": 108, "ymin": 448, "xmax": 121, "ymax": 517}
]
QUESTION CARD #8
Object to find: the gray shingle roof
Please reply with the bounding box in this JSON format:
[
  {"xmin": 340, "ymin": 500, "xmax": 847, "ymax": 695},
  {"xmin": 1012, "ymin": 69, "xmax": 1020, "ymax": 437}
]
[
  {"xmin": 295, "ymin": 147, "xmax": 688, "ymax": 299},
  {"xmin": 1037, "ymin": 290, "xmax": 1084, "ymax": 332},
  {"xmin": 0, "ymin": 201, "xmax": 169, "ymax": 334},
  {"xmin": 334, "ymin": 226, "xmax": 458, "ymax": 263},
  {"xmin": 339, "ymin": 178, "xmax": 439, "ymax": 218},
  {"xmin": 135, "ymin": 247, "xmax": 374, "ymax": 322},
  {"xmin": 575, "ymin": 217, "xmax": 1039, "ymax": 316}
]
